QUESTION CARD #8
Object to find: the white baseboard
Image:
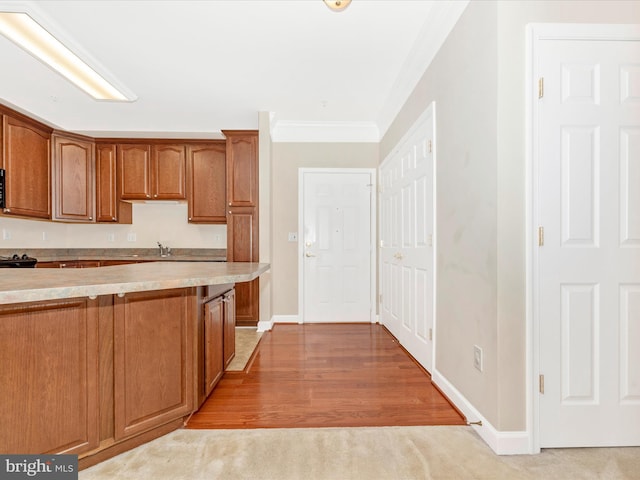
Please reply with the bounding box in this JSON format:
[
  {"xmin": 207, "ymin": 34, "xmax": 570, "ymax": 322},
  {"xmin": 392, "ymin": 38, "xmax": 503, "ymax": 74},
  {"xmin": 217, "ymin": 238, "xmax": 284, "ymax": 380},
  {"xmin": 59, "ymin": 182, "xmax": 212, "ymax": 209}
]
[
  {"xmin": 432, "ymin": 369, "xmax": 531, "ymax": 455},
  {"xmin": 256, "ymin": 314, "xmax": 302, "ymax": 333},
  {"xmin": 256, "ymin": 320, "xmax": 273, "ymax": 333},
  {"xmin": 272, "ymin": 314, "xmax": 300, "ymax": 324}
]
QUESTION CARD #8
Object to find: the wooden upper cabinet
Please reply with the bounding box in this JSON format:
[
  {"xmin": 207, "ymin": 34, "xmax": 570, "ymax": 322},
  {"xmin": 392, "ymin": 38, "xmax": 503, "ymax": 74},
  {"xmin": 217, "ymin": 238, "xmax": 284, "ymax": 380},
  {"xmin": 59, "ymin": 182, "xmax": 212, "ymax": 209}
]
[
  {"xmin": 186, "ymin": 143, "xmax": 226, "ymax": 223},
  {"xmin": 117, "ymin": 144, "xmax": 151, "ymax": 200},
  {"xmin": 224, "ymin": 131, "xmax": 258, "ymax": 207},
  {"xmin": 96, "ymin": 144, "xmax": 118, "ymax": 222},
  {"xmin": 2, "ymin": 114, "xmax": 51, "ymax": 219},
  {"xmin": 118, "ymin": 143, "xmax": 186, "ymax": 200},
  {"xmin": 52, "ymin": 133, "xmax": 95, "ymax": 222},
  {"xmin": 152, "ymin": 144, "xmax": 186, "ymax": 199},
  {"xmin": 224, "ymin": 131, "xmax": 259, "ymax": 326}
]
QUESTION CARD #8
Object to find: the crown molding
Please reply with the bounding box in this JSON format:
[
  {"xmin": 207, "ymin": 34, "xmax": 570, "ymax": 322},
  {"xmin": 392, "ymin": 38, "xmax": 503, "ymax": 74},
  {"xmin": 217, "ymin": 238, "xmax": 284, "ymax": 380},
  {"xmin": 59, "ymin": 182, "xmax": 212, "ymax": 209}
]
[
  {"xmin": 270, "ymin": 1, "xmax": 469, "ymax": 144},
  {"xmin": 270, "ymin": 120, "xmax": 379, "ymax": 143},
  {"xmin": 376, "ymin": 0, "xmax": 469, "ymax": 138}
]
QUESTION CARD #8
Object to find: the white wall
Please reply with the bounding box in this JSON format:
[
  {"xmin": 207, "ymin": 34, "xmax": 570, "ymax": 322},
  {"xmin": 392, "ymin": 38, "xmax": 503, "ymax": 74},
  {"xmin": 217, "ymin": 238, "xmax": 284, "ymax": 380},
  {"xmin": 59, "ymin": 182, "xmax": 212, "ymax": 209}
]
[
  {"xmin": 381, "ymin": 0, "xmax": 640, "ymax": 433},
  {"xmin": 270, "ymin": 142, "xmax": 379, "ymax": 316},
  {"xmin": 0, "ymin": 203, "xmax": 226, "ymax": 250}
]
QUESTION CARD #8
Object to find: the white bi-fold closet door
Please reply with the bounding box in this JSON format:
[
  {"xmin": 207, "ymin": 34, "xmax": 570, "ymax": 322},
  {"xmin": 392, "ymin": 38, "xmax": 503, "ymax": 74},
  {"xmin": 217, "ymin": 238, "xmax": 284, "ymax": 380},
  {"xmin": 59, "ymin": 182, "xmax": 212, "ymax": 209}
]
[{"xmin": 379, "ymin": 104, "xmax": 435, "ymax": 372}]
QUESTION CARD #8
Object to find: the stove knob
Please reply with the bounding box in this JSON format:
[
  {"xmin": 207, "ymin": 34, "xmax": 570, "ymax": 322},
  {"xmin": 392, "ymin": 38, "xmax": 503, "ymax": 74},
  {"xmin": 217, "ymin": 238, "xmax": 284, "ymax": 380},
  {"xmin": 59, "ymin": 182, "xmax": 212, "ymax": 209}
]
[
  {"xmin": 11, "ymin": 254, "xmax": 19, "ymax": 260},
  {"xmin": 21, "ymin": 254, "xmax": 29, "ymax": 260}
]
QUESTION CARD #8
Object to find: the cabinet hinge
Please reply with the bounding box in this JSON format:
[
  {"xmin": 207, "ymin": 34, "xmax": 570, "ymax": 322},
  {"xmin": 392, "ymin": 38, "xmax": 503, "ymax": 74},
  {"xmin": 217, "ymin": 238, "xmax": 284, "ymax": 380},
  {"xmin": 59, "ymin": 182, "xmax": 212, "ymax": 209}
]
[
  {"xmin": 428, "ymin": 140, "xmax": 433, "ymax": 153},
  {"xmin": 538, "ymin": 77, "xmax": 544, "ymax": 99},
  {"xmin": 539, "ymin": 374, "xmax": 545, "ymax": 394},
  {"xmin": 379, "ymin": 294, "xmax": 382, "ymax": 304},
  {"xmin": 538, "ymin": 226, "xmax": 544, "ymax": 246},
  {"xmin": 429, "ymin": 328, "xmax": 433, "ymax": 341}
]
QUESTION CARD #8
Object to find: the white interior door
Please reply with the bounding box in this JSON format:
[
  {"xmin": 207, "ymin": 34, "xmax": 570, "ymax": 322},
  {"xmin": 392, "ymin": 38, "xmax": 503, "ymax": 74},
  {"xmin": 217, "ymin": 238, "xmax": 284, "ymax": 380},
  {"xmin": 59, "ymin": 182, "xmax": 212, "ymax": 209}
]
[
  {"xmin": 300, "ymin": 169, "xmax": 375, "ymax": 323},
  {"xmin": 380, "ymin": 106, "xmax": 435, "ymax": 371},
  {"xmin": 535, "ymin": 28, "xmax": 640, "ymax": 447}
]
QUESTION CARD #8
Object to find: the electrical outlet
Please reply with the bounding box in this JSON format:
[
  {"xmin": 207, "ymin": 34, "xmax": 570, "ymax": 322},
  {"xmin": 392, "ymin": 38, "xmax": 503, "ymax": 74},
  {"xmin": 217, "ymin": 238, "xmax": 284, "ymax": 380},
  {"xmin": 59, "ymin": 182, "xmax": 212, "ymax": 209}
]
[
  {"xmin": 42, "ymin": 232, "xmax": 47, "ymax": 241},
  {"xmin": 127, "ymin": 232, "xmax": 137, "ymax": 242},
  {"xmin": 2, "ymin": 229, "xmax": 10, "ymax": 240},
  {"xmin": 473, "ymin": 345, "xmax": 483, "ymax": 372},
  {"xmin": 107, "ymin": 233, "xmax": 115, "ymax": 242}
]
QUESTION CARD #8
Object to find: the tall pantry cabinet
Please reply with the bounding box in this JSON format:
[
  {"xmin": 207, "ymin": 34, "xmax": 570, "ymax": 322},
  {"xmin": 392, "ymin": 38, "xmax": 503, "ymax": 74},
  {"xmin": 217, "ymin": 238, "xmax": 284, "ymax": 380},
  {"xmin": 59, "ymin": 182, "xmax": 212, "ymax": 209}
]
[{"xmin": 223, "ymin": 130, "xmax": 259, "ymax": 326}]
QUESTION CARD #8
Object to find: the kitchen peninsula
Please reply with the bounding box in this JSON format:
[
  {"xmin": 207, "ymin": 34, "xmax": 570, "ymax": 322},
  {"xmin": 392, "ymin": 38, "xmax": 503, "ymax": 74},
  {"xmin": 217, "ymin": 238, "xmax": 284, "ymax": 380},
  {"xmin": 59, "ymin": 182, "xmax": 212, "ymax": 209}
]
[{"xmin": 0, "ymin": 261, "xmax": 269, "ymax": 468}]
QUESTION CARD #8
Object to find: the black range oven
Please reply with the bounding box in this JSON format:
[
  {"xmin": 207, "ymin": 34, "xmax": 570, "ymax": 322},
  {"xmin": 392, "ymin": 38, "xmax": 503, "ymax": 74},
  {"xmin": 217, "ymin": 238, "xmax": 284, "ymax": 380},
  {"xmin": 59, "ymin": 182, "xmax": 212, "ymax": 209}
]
[{"xmin": 0, "ymin": 254, "xmax": 38, "ymax": 268}]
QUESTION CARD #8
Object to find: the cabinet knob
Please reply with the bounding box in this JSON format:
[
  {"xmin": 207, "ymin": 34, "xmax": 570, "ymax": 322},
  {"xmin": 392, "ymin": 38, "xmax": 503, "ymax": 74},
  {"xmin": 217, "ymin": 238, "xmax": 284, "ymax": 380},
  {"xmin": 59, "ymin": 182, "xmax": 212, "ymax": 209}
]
[
  {"xmin": 3, "ymin": 208, "xmax": 10, "ymax": 213},
  {"xmin": 154, "ymin": 194, "xmax": 158, "ymax": 198},
  {"xmin": 188, "ymin": 217, "xmax": 192, "ymax": 221},
  {"xmin": 112, "ymin": 217, "xmax": 116, "ymax": 220},
  {"xmin": 228, "ymin": 202, "xmax": 232, "ymax": 206},
  {"xmin": 89, "ymin": 216, "xmax": 93, "ymax": 220}
]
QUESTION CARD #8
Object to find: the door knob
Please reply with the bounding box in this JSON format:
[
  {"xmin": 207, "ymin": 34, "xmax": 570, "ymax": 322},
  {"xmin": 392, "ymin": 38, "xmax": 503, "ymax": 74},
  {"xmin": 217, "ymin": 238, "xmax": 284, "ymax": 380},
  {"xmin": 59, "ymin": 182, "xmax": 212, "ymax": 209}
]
[{"xmin": 305, "ymin": 252, "xmax": 316, "ymax": 257}]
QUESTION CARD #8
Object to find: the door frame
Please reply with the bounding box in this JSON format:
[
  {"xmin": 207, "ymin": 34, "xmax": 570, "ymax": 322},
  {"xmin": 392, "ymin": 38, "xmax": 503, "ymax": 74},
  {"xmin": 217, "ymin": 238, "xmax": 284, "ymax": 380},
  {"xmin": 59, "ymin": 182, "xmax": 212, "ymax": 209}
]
[
  {"xmin": 527, "ymin": 23, "xmax": 640, "ymax": 453},
  {"xmin": 297, "ymin": 168, "xmax": 377, "ymax": 324}
]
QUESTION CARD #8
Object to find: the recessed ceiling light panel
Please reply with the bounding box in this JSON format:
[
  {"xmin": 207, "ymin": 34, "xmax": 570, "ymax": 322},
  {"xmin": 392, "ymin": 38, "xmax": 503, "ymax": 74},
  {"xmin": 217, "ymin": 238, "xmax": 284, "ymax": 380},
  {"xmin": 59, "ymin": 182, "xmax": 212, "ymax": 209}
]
[{"xmin": 0, "ymin": 11, "xmax": 135, "ymax": 101}]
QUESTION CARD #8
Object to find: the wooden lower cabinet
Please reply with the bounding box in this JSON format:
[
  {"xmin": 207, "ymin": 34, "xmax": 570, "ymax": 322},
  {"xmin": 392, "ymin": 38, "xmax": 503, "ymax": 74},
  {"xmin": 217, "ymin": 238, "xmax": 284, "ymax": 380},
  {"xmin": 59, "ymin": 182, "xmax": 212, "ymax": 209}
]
[
  {"xmin": 197, "ymin": 285, "xmax": 236, "ymax": 407},
  {"xmin": 227, "ymin": 207, "xmax": 259, "ymax": 325},
  {"xmin": 113, "ymin": 288, "xmax": 195, "ymax": 440},
  {"xmin": 37, "ymin": 260, "xmax": 101, "ymax": 268},
  {"xmin": 204, "ymin": 295, "xmax": 224, "ymax": 398},
  {"xmin": 0, "ymin": 298, "xmax": 100, "ymax": 455},
  {"xmin": 223, "ymin": 288, "xmax": 236, "ymax": 368},
  {"xmin": 0, "ymin": 285, "xmax": 239, "ymax": 466}
]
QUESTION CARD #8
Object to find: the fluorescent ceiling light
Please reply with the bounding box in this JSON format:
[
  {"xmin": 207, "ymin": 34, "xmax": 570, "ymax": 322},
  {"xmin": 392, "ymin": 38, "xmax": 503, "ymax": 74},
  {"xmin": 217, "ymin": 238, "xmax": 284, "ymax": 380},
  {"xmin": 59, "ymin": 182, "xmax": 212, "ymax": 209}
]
[{"xmin": 0, "ymin": 11, "xmax": 134, "ymax": 101}]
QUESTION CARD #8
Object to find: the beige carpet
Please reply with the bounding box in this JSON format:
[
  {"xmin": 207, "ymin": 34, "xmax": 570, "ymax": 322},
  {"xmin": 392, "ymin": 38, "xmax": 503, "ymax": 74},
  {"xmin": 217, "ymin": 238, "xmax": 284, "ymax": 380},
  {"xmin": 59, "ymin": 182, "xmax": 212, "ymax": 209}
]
[
  {"xmin": 78, "ymin": 426, "xmax": 640, "ymax": 480},
  {"xmin": 225, "ymin": 327, "xmax": 262, "ymax": 371}
]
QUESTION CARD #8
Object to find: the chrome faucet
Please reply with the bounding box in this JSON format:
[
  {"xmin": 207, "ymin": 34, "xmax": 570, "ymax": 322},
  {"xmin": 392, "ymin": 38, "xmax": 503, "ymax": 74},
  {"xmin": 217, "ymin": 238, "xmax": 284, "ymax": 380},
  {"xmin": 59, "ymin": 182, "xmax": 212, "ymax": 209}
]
[{"xmin": 157, "ymin": 242, "xmax": 171, "ymax": 257}]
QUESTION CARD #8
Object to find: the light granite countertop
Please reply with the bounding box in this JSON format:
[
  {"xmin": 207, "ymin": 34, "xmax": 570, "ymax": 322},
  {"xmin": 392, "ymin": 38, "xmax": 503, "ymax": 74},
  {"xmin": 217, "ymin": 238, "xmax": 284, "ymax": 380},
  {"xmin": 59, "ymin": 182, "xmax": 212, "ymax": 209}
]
[
  {"xmin": 0, "ymin": 248, "xmax": 227, "ymax": 263},
  {"xmin": 0, "ymin": 261, "xmax": 270, "ymax": 305}
]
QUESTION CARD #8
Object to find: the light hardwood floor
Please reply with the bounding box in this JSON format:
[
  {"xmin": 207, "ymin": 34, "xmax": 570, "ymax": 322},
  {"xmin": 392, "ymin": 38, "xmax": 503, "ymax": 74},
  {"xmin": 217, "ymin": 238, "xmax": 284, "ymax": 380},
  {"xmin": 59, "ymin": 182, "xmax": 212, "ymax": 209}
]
[{"xmin": 187, "ymin": 323, "xmax": 466, "ymax": 429}]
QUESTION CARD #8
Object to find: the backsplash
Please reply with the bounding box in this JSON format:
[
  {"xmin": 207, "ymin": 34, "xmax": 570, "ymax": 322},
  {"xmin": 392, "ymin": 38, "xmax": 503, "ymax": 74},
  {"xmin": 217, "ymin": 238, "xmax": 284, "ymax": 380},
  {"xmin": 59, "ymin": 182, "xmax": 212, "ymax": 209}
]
[{"xmin": 0, "ymin": 203, "xmax": 227, "ymax": 249}]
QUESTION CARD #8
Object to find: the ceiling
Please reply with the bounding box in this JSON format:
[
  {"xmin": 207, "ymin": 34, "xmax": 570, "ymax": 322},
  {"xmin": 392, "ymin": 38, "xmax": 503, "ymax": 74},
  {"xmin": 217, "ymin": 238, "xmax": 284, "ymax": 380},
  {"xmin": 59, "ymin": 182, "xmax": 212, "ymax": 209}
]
[{"xmin": 0, "ymin": 0, "xmax": 467, "ymax": 141}]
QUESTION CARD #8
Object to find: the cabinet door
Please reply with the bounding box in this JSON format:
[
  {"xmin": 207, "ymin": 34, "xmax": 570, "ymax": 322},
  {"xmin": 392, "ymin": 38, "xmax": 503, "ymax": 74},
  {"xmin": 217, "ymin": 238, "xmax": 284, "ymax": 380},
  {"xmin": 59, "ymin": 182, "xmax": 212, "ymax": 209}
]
[
  {"xmin": 187, "ymin": 143, "xmax": 226, "ymax": 223},
  {"xmin": 0, "ymin": 298, "xmax": 99, "ymax": 455},
  {"xmin": 118, "ymin": 144, "xmax": 151, "ymax": 199},
  {"xmin": 227, "ymin": 208, "xmax": 259, "ymax": 325},
  {"xmin": 2, "ymin": 115, "xmax": 51, "ymax": 219},
  {"xmin": 113, "ymin": 288, "xmax": 194, "ymax": 440},
  {"xmin": 224, "ymin": 131, "xmax": 258, "ymax": 207},
  {"xmin": 152, "ymin": 144, "xmax": 186, "ymax": 199},
  {"xmin": 204, "ymin": 296, "xmax": 224, "ymax": 398},
  {"xmin": 223, "ymin": 288, "xmax": 236, "ymax": 368},
  {"xmin": 97, "ymin": 144, "xmax": 132, "ymax": 223},
  {"xmin": 52, "ymin": 133, "xmax": 95, "ymax": 222},
  {"xmin": 96, "ymin": 144, "xmax": 118, "ymax": 222}
]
